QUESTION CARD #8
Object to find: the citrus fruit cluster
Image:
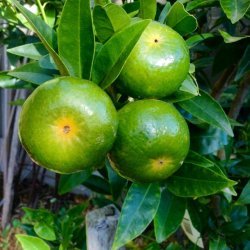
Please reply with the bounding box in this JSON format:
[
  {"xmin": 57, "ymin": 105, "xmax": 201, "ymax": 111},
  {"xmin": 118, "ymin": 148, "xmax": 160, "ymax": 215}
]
[{"xmin": 19, "ymin": 20, "xmax": 190, "ymax": 182}]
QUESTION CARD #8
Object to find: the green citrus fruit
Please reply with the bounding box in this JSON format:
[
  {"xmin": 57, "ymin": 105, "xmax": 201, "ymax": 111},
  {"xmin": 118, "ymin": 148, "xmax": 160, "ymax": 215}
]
[
  {"xmin": 116, "ymin": 21, "xmax": 190, "ymax": 98},
  {"xmin": 109, "ymin": 99, "xmax": 190, "ymax": 182},
  {"xmin": 19, "ymin": 77, "xmax": 118, "ymax": 174}
]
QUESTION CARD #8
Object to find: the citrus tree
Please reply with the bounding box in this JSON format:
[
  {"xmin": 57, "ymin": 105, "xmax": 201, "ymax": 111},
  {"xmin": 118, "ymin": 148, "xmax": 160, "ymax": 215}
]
[{"xmin": 0, "ymin": 0, "xmax": 250, "ymax": 249}]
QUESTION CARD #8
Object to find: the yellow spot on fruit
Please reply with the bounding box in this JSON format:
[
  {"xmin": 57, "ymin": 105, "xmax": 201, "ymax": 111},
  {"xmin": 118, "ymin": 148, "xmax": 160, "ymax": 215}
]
[
  {"xmin": 52, "ymin": 117, "xmax": 79, "ymax": 141},
  {"xmin": 151, "ymin": 157, "xmax": 173, "ymax": 172}
]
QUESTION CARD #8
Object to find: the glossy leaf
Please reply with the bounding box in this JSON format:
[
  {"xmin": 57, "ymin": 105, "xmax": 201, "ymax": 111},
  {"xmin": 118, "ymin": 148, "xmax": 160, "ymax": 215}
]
[
  {"xmin": 209, "ymin": 238, "xmax": 230, "ymax": 250},
  {"xmin": 0, "ymin": 72, "xmax": 31, "ymax": 89},
  {"xmin": 93, "ymin": 3, "xmax": 131, "ymax": 43},
  {"xmin": 138, "ymin": 0, "xmax": 156, "ymax": 20},
  {"xmin": 158, "ymin": 2, "xmax": 171, "ymax": 23},
  {"xmin": 58, "ymin": 0, "xmax": 94, "ymax": 79},
  {"xmin": 219, "ymin": 30, "xmax": 250, "ymax": 43},
  {"xmin": 220, "ymin": 0, "xmax": 250, "ymax": 24},
  {"xmin": 191, "ymin": 126, "xmax": 229, "ymax": 155},
  {"xmin": 34, "ymin": 222, "xmax": 56, "ymax": 241},
  {"xmin": 185, "ymin": 151, "xmax": 214, "ymax": 167},
  {"xmin": 186, "ymin": 0, "xmax": 218, "ymax": 11},
  {"xmin": 106, "ymin": 158, "xmax": 127, "ymax": 200},
  {"xmin": 16, "ymin": 235, "xmax": 50, "ymax": 250},
  {"xmin": 84, "ymin": 174, "xmax": 111, "ymax": 195},
  {"xmin": 58, "ymin": 169, "xmax": 92, "ymax": 195},
  {"xmin": 10, "ymin": 0, "xmax": 69, "ymax": 76},
  {"xmin": 92, "ymin": 19, "xmax": 150, "ymax": 89},
  {"xmin": 8, "ymin": 61, "xmax": 54, "ymax": 85},
  {"xmin": 166, "ymin": 2, "xmax": 197, "ymax": 36},
  {"xmin": 166, "ymin": 163, "xmax": 236, "ymax": 197},
  {"xmin": 235, "ymin": 45, "xmax": 250, "ymax": 81},
  {"xmin": 164, "ymin": 74, "xmax": 199, "ymax": 103},
  {"xmin": 178, "ymin": 90, "xmax": 234, "ymax": 137},
  {"xmin": 186, "ymin": 33, "xmax": 214, "ymax": 48},
  {"xmin": 112, "ymin": 183, "xmax": 161, "ymax": 249},
  {"xmin": 154, "ymin": 189, "xmax": 186, "ymax": 243},
  {"xmin": 39, "ymin": 54, "xmax": 57, "ymax": 70},
  {"xmin": 237, "ymin": 180, "xmax": 250, "ymax": 205},
  {"xmin": 7, "ymin": 42, "xmax": 47, "ymax": 60}
]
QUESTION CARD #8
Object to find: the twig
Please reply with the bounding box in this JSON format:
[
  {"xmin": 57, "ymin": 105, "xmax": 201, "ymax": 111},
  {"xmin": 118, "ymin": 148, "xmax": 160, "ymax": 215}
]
[
  {"xmin": 228, "ymin": 73, "xmax": 250, "ymax": 120},
  {"xmin": 211, "ymin": 66, "xmax": 235, "ymax": 100}
]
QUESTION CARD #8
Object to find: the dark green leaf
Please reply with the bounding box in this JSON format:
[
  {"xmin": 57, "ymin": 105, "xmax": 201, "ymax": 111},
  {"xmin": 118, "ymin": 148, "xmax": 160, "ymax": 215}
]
[
  {"xmin": 209, "ymin": 238, "xmax": 230, "ymax": 250},
  {"xmin": 84, "ymin": 174, "xmax": 111, "ymax": 195},
  {"xmin": 229, "ymin": 159, "xmax": 250, "ymax": 177},
  {"xmin": 166, "ymin": 163, "xmax": 236, "ymax": 197},
  {"xmin": 178, "ymin": 90, "xmax": 234, "ymax": 137},
  {"xmin": 166, "ymin": 2, "xmax": 197, "ymax": 36},
  {"xmin": 93, "ymin": 3, "xmax": 131, "ymax": 43},
  {"xmin": 190, "ymin": 126, "xmax": 229, "ymax": 155},
  {"xmin": 10, "ymin": 0, "xmax": 69, "ymax": 76},
  {"xmin": 186, "ymin": 33, "xmax": 214, "ymax": 48},
  {"xmin": 138, "ymin": 0, "xmax": 156, "ymax": 20},
  {"xmin": 186, "ymin": 0, "xmax": 219, "ymax": 11},
  {"xmin": 7, "ymin": 42, "xmax": 47, "ymax": 60},
  {"xmin": 158, "ymin": 2, "xmax": 171, "ymax": 23},
  {"xmin": 16, "ymin": 235, "xmax": 50, "ymax": 250},
  {"xmin": 34, "ymin": 222, "xmax": 56, "ymax": 241},
  {"xmin": 166, "ymin": 242, "xmax": 182, "ymax": 250},
  {"xmin": 0, "ymin": 72, "xmax": 32, "ymax": 89},
  {"xmin": 39, "ymin": 54, "xmax": 57, "ymax": 70},
  {"xmin": 220, "ymin": 0, "xmax": 250, "ymax": 24},
  {"xmin": 92, "ymin": 19, "xmax": 150, "ymax": 89},
  {"xmin": 154, "ymin": 189, "xmax": 186, "ymax": 243},
  {"xmin": 219, "ymin": 30, "xmax": 250, "ymax": 44},
  {"xmin": 58, "ymin": 169, "xmax": 92, "ymax": 195},
  {"xmin": 58, "ymin": 0, "xmax": 94, "ymax": 79},
  {"xmin": 164, "ymin": 74, "xmax": 199, "ymax": 103},
  {"xmin": 185, "ymin": 151, "xmax": 214, "ymax": 167},
  {"xmin": 8, "ymin": 61, "xmax": 54, "ymax": 85},
  {"xmin": 237, "ymin": 180, "xmax": 250, "ymax": 205},
  {"xmin": 112, "ymin": 183, "xmax": 161, "ymax": 249},
  {"xmin": 235, "ymin": 45, "xmax": 250, "ymax": 81},
  {"xmin": 106, "ymin": 158, "xmax": 127, "ymax": 200}
]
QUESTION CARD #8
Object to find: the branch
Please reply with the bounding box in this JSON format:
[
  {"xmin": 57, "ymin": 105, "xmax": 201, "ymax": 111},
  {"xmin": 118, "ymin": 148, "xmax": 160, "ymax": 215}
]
[
  {"xmin": 228, "ymin": 73, "xmax": 250, "ymax": 120},
  {"xmin": 211, "ymin": 66, "xmax": 235, "ymax": 100}
]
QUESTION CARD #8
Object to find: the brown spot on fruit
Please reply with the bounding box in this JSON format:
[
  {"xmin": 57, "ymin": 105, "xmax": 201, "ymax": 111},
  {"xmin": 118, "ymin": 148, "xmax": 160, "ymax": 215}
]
[
  {"xmin": 154, "ymin": 39, "xmax": 158, "ymax": 43},
  {"xmin": 63, "ymin": 125, "xmax": 70, "ymax": 134}
]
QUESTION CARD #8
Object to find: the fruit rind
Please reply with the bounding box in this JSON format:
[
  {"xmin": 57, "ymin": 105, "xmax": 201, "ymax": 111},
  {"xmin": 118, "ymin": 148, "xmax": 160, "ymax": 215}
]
[
  {"xmin": 110, "ymin": 99, "xmax": 190, "ymax": 182},
  {"xmin": 19, "ymin": 76, "xmax": 118, "ymax": 174}
]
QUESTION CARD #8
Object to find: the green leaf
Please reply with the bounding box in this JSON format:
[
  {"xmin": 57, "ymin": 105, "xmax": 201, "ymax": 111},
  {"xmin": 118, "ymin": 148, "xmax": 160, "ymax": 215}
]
[
  {"xmin": 185, "ymin": 150, "xmax": 214, "ymax": 167},
  {"xmin": 165, "ymin": 74, "xmax": 199, "ymax": 103},
  {"xmin": 0, "ymin": 72, "xmax": 31, "ymax": 89},
  {"xmin": 178, "ymin": 90, "xmax": 234, "ymax": 137},
  {"xmin": 16, "ymin": 234, "xmax": 50, "ymax": 250},
  {"xmin": 186, "ymin": 0, "xmax": 219, "ymax": 11},
  {"xmin": 229, "ymin": 159, "xmax": 250, "ymax": 177},
  {"xmin": 219, "ymin": 30, "xmax": 250, "ymax": 43},
  {"xmin": 58, "ymin": 0, "xmax": 95, "ymax": 79},
  {"xmin": 112, "ymin": 183, "xmax": 161, "ymax": 249},
  {"xmin": 8, "ymin": 61, "xmax": 54, "ymax": 85},
  {"xmin": 106, "ymin": 158, "xmax": 127, "ymax": 200},
  {"xmin": 186, "ymin": 33, "xmax": 214, "ymax": 48},
  {"xmin": 166, "ymin": 163, "xmax": 236, "ymax": 197},
  {"xmin": 237, "ymin": 180, "xmax": 250, "ymax": 205},
  {"xmin": 7, "ymin": 42, "xmax": 48, "ymax": 60},
  {"xmin": 235, "ymin": 45, "xmax": 250, "ymax": 81},
  {"xmin": 39, "ymin": 54, "xmax": 57, "ymax": 70},
  {"xmin": 138, "ymin": 0, "xmax": 156, "ymax": 20},
  {"xmin": 158, "ymin": 2, "xmax": 171, "ymax": 23},
  {"xmin": 84, "ymin": 174, "xmax": 111, "ymax": 195},
  {"xmin": 154, "ymin": 189, "xmax": 186, "ymax": 243},
  {"xmin": 58, "ymin": 169, "xmax": 92, "ymax": 195},
  {"xmin": 191, "ymin": 126, "xmax": 229, "ymax": 155},
  {"xmin": 92, "ymin": 19, "xmax": 150, "ymax": 89},
  {"xmin": 10, "ymin": 0, "xmax": 69, "ymax": 76},
  {"xmin": 220, "ymin": 0, "xmax": 250, "ymax": 24},
  {"xmin": 93, "ymin": 3, "xmax": 131, "ymax": 43},
  {"xmin": 209, "ymin": 238, "xmax": 230, "ymax": 250},
  {"xmin": 166, "ymin": 2, "xmax": 197, "ymax": 36},
  {"xmin": 34, "ymin": 222, "xmax": 56, "ymax": 241}
]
